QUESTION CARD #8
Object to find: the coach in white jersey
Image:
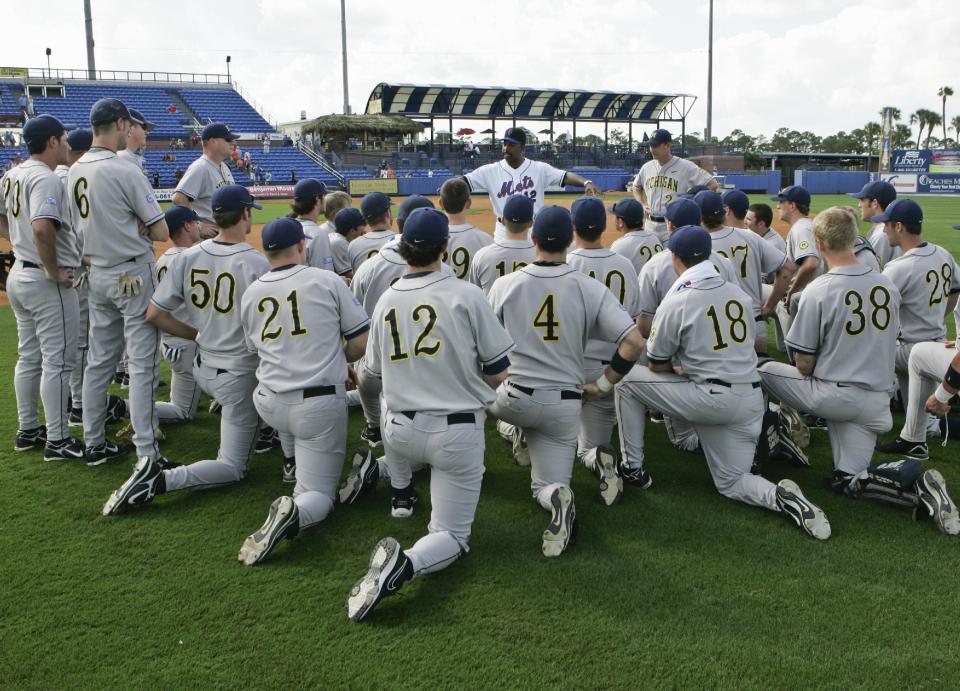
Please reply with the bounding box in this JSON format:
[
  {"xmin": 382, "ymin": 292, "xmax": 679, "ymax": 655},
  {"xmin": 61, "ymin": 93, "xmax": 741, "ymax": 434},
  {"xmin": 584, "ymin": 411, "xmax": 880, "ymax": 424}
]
[
  {"xmin": 1, "ymin": 115, "xmax": 83, "ymax": 460},
  {"xmin": 172, "ymin": 123, "xmax": 237, "ymax": 220},
  {"xmin": 468, "ymin": 194, "xmax": 535, "ymax": 295},
  {"xmin": 116, "ymin": 108, "xmax": 154, "ymax": 180},
  {"xmin": 489, "ymin": 206, "xmax": 645, "ymax": 557},
  {"xmin": 608, "ymin": 226, "xmax": 830, "ymax": 540},
  {"xmin": 438, "ymin": 177, "xmax": 492, "ymax": 279},
  {"xmin": 849, "ymin": 180, "xmax": 899, "ymax": 267},
  {"xmin": 153, "ymin": 205, "xmax": 203, "ymax": 426},
  {"xmin": 608, "ymin": 198, "xmax": 661, "ymax": 275},
  {"xmin": 288, "ymin": 178, "xmax": 335, "ymax": 274},
  {"xmin": 102, "ymin": 185, "xmax": 269, "ymax": 516},
  {"xmin": 632, "ymin": 129, "xmax": 717, "ymax": 242},
  {"xmin": 566, "ymin": 197, "xmax": 642, "ymax": 506},
  {"xmin": 234, "ymin": 217, "xmax": 370, "ymax": 566},
  {"xmin": 346, "ymin": 207, "xmax": 514, "ymax": 621},
  {"xmin": 875, "ymin": 200, "xmax": 960, "ymax": 461},
  {"xmin": 348, "ymin": 191, "xmax": 397, "ymax": 273},
  {"xmin": 67, "ymin": 99, "xmax": 169, "ymax": 467},
  {"xmin": 758, "ymin": 207, "xmax": 959, "ymax": 536},
  {"xmin": 463, "ymin": 127, "xmax": 599, "ymax": 241}
]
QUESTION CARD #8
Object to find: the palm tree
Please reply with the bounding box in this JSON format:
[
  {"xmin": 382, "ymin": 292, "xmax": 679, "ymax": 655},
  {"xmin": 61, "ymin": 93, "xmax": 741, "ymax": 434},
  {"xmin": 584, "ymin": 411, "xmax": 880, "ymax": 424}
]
[
  {"xmin": 914, "ymin": 109, "xmax": 937, "ymax": 148},
  {"xmin": 938, "ymin": 86, "xmax": 954, "ymax": 142},
  {"xmin": 953, "ymin": 115, "xmax": 960, "ymax": 147},
  {"xmin": 926, "ymin": 112, "xmax": 943, "ymax": 148}
]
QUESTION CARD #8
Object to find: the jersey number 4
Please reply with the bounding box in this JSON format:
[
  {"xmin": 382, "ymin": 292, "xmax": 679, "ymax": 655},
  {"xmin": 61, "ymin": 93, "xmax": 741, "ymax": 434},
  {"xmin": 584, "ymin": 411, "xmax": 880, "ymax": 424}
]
[
  {"xmin": 385, "ymin": 304, "xmax": 441, "ymax": 361},
  {"xmin": 533, "ymin": 294, "xmax": 560, "ymax": 342}
]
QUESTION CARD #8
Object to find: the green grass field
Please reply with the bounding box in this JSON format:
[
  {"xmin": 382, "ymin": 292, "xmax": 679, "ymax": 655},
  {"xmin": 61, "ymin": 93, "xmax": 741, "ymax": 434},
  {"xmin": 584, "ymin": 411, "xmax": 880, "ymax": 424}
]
[{"xmin": 3, "ymin": 194, "xmax": 960, "ymax": 688}]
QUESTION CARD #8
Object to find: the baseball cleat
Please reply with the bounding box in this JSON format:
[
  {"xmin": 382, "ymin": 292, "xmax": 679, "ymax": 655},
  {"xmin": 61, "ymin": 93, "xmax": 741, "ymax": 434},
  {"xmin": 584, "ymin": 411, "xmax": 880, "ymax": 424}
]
[
  {"xmin": 390, "ymin": 486, "xmax": 419, "ymax": 518},
  {"xmin": 339, "ymin": 449, "xmax": 378, "ymax": 504},
  {"xmin": 156, "ymin": 456, "xmax": 181, "ymax": 470},
  {"xmin": 14, "ymin": 426, "xmax": 47, "ymax": 452},
  {"xmin": 542, "ymin": 486, "xmax": 576, "ymax": 557},
  {"xmin": 776, "ymin": 479, "xmax": 831, "ymax": 540},
  {"xmin": 346, "ymin": 537, "xmax": 414, "ymax": 622},
  {"xmin": 802, "ymin": 414, "xmax": 828, "ymax": 431},
  {"xmin": 594, "ymin": 446, "xmax": 623, "ymax": 506},
  {"xmin": 254, "ymin": 427, "xmax": 280, "ymax": 454},
  {"xmin": 208, "ymin": 400, "xmax": 222, "ymax": 415},
  {"xmin": 360, "ymin": 424, "xmax": 383, "ymax": 450},
  {"xmin": 105, "ymin": 395, "xmax": 128, "ymax": 424},
  {"xmin": 113, "ymin": 370, "xmax": 125, "ymax": 385},
  {"xmin": 915, "ymin": 470, "xmax": 960, "ymax": 536},
  {"xmin": 772, "ymin": 430, "xmax": 810, "ymax": 467},
  {"xmin": 119, "ymin": 373, "xmax": 130, "ymax": 390},
  {"xmin": 115, "ymin": 422, "xmax": 166, "ymax": 443},
  {"xmin": 43, "ymin": 437, "xmax": 86, "ymax": 462},
  {"xmin": 68, "ymin": 407, "xmax": 83, "ymax": 427},
  {"xmin": 496, "ymin": 419, "xmax": 515, "ymax": 443},
  {"xmin": 282, "ymin": 456, "xmax": 296, "ymax": 483},
  {"xmin": 649, "ymin": 410, "xmax": 665, "ymax": 424},
  {"xmin": 876, "ymin": 437, "xmax": 929, "ymax": 461},
  {"xmin": 85, "ymin": 441, "xmax": 126, "ymax": 467},
  {"xmin": 238, "ymin": 496, "xmax": 300, "ymax": 566},
  {"xmin": 615, "ymin": 455, "xmax": 653, "ymax": 489},
  {"xmin": 101, "ymin": 456, "xmax": 165, "ymax": 515}
]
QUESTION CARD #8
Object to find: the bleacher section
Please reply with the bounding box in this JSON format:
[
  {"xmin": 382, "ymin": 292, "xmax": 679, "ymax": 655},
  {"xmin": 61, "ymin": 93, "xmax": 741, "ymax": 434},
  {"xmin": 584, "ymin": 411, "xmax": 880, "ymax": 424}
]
[
  {"xmin": 174, "ymin": 89, "xmax": 271, "ymax": 133},
  {"xmin": 0, "ymin": 81, "xmax": 23, "ymax": 120}
]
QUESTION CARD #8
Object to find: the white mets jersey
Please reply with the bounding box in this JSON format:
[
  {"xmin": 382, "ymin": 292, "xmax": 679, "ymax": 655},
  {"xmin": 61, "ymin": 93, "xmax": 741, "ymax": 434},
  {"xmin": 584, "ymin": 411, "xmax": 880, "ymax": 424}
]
[{"xmin": 464, "ymin": 159, "xmax": 567, "ymax": 239}]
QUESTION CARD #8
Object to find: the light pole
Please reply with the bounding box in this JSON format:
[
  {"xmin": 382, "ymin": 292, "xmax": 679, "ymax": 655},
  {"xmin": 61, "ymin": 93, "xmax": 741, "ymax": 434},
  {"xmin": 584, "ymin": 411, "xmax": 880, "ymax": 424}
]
[
  {"xmin": 226, "ymin": 55, "xmax": 231, "ymax": 84},
  {"xmin": 45, "ymin": 48, "xmax": 51, "ymax": 80},
  {"xmin": 705, "ymin": 0, "xmax": 714, "ymax": 146},
  {"xmin": 340, "ymin": 0, "xmax": 351, "ymax": 114}
]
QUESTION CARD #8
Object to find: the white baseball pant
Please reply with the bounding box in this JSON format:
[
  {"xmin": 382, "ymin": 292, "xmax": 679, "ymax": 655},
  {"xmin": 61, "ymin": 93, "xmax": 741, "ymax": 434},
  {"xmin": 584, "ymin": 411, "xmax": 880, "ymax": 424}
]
[
  {"xmin": 355, "ymin": 354, "xmax": 381, "ymax": 429},
  {"xmin": 69, "ymin": 282, "xmax": 89, "ymax": 409},
  {"xmin": 381, "ymin": 406, "xmax": 485, "ymax": 576},
  {"xmin": 615, "ymin": 366, "xmax": 776, "ymax": 510},
  {"xmin": 155, "ymin": 341, "xmax": 201, "ymax": 423},
  {"xmin": 901, "ymin": 342, "xmax": 957, "ymax": 443},
  {"xmin": 759, "ymin": 361, "xmax": 891, "ymax": 476},
  {"xmin": 7, "ymin": 263, "xmax": 79, "ymax": 440},
  {"xmin": 645, "ymin": 219, "xmax": 669, "ymax": 244},
  {"xmin": 577, "ymin": 363, "xmax": 616, "ymax": 473}
]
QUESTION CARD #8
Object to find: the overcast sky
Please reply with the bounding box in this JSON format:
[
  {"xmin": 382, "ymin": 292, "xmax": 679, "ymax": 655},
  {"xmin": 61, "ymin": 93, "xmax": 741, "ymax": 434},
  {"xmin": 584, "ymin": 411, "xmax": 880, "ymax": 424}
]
[{"xmin": 5, "ymin": 0, "xmax": 959, "ymax": 141}]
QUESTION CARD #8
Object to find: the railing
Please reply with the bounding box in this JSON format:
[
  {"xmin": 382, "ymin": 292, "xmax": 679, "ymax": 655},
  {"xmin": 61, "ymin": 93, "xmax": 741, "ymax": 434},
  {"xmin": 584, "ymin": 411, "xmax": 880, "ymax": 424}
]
[
  {"xmin": 233, "ymin": 81, "xmax": 277, "ymax": 131},
  {"xmin": 11, "ymin": 67, "xmax": 232, "ymax": 85},
  {"xmin": 298, "ymin": 142, "xmax": 345, "ymax": 187}
]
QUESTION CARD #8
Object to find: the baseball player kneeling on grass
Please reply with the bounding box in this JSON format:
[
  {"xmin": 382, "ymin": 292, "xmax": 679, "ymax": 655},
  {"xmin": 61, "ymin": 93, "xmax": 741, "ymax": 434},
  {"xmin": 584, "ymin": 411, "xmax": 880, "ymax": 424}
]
[
  {"xmin": 608, "ymin": 226, "xmax": 830, "ymax": 540},
  {"xmin": 346, "ymin": 207, "xmax": 513, "ymax": 622},
  {"xmin": 438, "ymin": 178, "xmax": 492, "ymax": 279},
  {"xmin": 757, "ymin": 207, "xmax": 959, "ymax": 536},
  {"xmin": 102, "ymin": 185, "xmax": 270, "ymax": 516},
  {"xmin": 488, "ymin": 206, "xmax": 645, "ymax": 557},
  {"xmin": 468, "ymin": 194, "xmax": 536, "ymax": 295},
  {"xmin": 235, "ymin": 217, "xmax": 370, "ymax": 565}
]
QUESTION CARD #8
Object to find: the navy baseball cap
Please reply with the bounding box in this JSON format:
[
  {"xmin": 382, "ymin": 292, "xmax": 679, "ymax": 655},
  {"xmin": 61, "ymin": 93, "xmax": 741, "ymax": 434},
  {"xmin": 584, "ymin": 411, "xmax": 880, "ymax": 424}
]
[
  {"xmin": 871, "ymin": 198, "xmax": 923, "ymax": 224},
  {"xmin": 609, "ymin": 199, "xmax": 644, "ymax": 227},
  {"xmin": 293, "ymin": 178, "xmax": 326, "ymax": 202},
  {"xmin": 164, "ymin": 205, "xmax": 199, "ymax": 232},
  {"xmin": 665, "ymin": 198, "xmax": 702, "ymax": 227},
  {"xmin": 667, "ymin": 225, "xmax": 712, "ymax": 260},
  {"xmin": 694, "ymin": 190, "xmax": 724, "ymax": 217},
  {"xmin": 502, "ymin": 127, "xmax": 527, "ymax": 146},
  {"xmin": 532, "ymin": 205, "xmax": 574, "ymax": 245},
  {"xmin": 571, "ymin": 196, "xmax": 607, "ymax": 232},
  {"xmin": 954, "ymin": 223, "xmax": 960, "ymax": 230},
  {"xmin": 66, "ymin": 128, "xmax": 93, "ymax": 152},
  {"xmin": 90, "ymin": 98, "xmax": 131, "ymax": 126},
  {"xmin": 360, "ymin": 191, "xmax": 394, "ymax": 221},
  {"xmin": 401, "ymin": 207, "xmax": 449, "ymax": 247},
  {"xmin": 848, "ymin": 180, "xmax": 896, "ymax": 207},
  {"xmin": 396, "ymin": 195, "xmax": 435, "ymax": 229},
  {"xmin": 335, "ymin": 207, "xmax": 366, "ymax": 234},
  {"xmin": 201, "ymin": 123, "xmax": 238, "ymax": 141},
  {"xmin": 502, "ymin": 195, "xmax": 534, "ymax": 223},
  {"xmin": 212, "ymin": 184, "xmax": 262, "ymax": 213},
  {"xmin": 646, "ymin": 129, "xmax": 672, "ymax": 146},
  {"xmin": 22, "ymin": 115, "xmax": 65, "ymax": 146},
  {"xmin": 262, "ymin": 217, "xmax": 306, "ymax": 251},
  {"xmin": 127, "ymin": 108, "xmax": 156, "ymax": 132},
  {"xmin": 722, "ymin": 189, "xmax": 750, "ymax": 216},
  {"xmin": 771, "ymin": 185, "xmax": 811, "ymax": 206}
]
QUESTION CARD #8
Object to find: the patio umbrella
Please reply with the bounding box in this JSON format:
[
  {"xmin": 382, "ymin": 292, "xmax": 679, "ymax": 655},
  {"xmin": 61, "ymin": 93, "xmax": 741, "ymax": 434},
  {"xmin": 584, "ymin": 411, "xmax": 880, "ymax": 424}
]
[{"xmin": 456, "ymin": 127, "xmax": 476, "ymax": 136}]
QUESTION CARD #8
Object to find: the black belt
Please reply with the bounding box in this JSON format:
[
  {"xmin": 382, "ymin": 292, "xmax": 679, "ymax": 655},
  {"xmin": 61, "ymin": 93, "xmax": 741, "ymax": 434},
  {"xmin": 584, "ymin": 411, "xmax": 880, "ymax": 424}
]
[
  {"xmin": 304, "ymin": 385, "xmax": 336, "ymax": 398},
  {"xmin": 649, "ymin": 215, "xmax": 666, "ymax": 222},
  {"xmin": 755, "ymin": 315, "xmax": 766, "ymax": 322},
  {"xmin": 707, "ymin": 378, "xmax": 761, "ymax": 389},
  {"xmin": 195, "ymin": 352, "xmax": 227, "ymax": 376},
  {"xmin": 400, "ymin": 411, "xmax": 477, "ymax": 425},
  {"xmin": 20, "ymin": 260, "xmax": 41, "ymax": 269},
  {"xmin": 509, "ymin": 382, "xmax": 582, "ymax": 400}
]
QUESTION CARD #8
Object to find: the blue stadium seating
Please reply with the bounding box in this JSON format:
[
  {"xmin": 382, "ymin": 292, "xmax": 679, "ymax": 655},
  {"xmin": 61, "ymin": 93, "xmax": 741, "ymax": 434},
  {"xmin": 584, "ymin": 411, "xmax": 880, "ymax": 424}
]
[
  {"xmin": 0, "ymin": 81, "xmax": 23, "ymax": 119},
  {"xmin": 174, "ymin": 89, "xmax": 271, "ymax": 133}
]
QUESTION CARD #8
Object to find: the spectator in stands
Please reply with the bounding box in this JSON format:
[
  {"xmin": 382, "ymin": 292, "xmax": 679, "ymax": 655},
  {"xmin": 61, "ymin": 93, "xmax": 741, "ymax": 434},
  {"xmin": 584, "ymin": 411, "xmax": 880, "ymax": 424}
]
[
  {"xmin": 153, "ymin": 171, "xmax": 161, "ymax": 189},
  {"xmin": 167, "ymin": 104, "xmax": 177, "ymax": 114},
  {"xmin": 190, "ymin": 133, "xmax": 199, "ymax": 148},
  {"xmin": 290, "ymin": 170, "xmax": 297, "ymax": 184},
  {"xmin": 427, "ymin": 168, "xmax": 434, "ymax": 178},
  {"xmin": 243, "ymin": 151, "xmax": 251, "ymax": 166},
  {"xmin": 174, "ymin": 167, "xmax": 184, "ymax": 184},
  {"xmin": 18, "ymin": 94, "xmax": 28, "ymax": 122},
  {"xmin": 262, "ymin": 134, "xmax": 270, "ymax": 155},
  {"xmin": 230, "ymin": 145, "xmax": 240, "ymax": 168},
  {"xmin": 385, "ymin": 166, "xmax": 395, "ymax": 179},
  {"xmin": 265, "ymin": 170, "xmax": 273, "ymax": 184},
  {"xmin": 2, "ymin": 131, "xmax": 14, "ymax": 147}
]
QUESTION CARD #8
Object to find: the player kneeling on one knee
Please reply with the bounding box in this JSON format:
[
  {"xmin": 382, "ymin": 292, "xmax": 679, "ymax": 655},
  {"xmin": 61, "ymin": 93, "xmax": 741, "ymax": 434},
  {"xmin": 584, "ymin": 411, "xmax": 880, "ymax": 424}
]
[
  {"xmin": 488, "ymin": 206, "xmax": 645, "ymax": 558},
  {"xmin": 345, "ymin": 207, "xmax": 514, "ymax": 622},
  {"xmin": 601, "ymin": 226, "xmax": 830, "ymax": 540},
  {"xmin": 757, "ymin": 207, "xmax": 959, "ymax": 536}
]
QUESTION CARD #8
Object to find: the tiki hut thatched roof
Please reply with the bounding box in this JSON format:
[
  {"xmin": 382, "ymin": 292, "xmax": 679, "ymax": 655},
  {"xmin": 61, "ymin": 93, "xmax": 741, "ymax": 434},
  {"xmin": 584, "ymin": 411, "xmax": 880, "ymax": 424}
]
[{"xmin": 302, "ymin": 114, "xmax": 423, "ymax": 136}]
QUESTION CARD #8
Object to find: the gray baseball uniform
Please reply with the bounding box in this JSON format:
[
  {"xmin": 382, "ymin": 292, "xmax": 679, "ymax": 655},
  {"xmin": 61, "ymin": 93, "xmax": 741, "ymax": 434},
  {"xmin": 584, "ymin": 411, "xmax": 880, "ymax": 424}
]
[
  {"xmin": 347, "ymin": 229, "xmax": 396, "ymax": 273},
  {"xmin": 57, "ymin": 163, "xmax": 88, "ymax": 414},
  {"xmin": 610, "ymin": 229, "xmax": 663, "ymax": 275},
  {"xmin": 761, "ymin": 228, "xmax": 786, "ymax": 253},
  {"xmin": 2, "ymin": 160, "xmax": 80, "ymax": 442},
  {"xmin": 242, "ymin": 264, "xmax": 370, "ymax": 528},
  {"xmin": 151, "ymin": 239, "xmax": 270, "ymax": 490},
  {"xmin": 616, "ymin": 273, "xmax": 776, "ymax": 510},
  {"xmin": 868, "ymin": 223, "xmax": 901, "ymax": 268},
  {"xmin": 300, "ymin": 219, "xmax": 335, "ymax": 273},
  {"xmin": 365, "ymin": 270, "xmax": 513, "ymax": 576},
  {"xmin": 488, "ymin": 262, "xmax": 635, "ymax": 510},
  {"xmin": 327, "ymin": 229, "xmax": 352, "ymax": 276},
  {"xmin": 708, "ymin": 226, "xmax": 787, "ymax": 316},
  {"xmin": 776, "ymin": 217, "xmax": 823, "ymax": 347},
  {"xmin": 760, "ymin": 264, "xmax": 901, "ymax": 476},
  {"xmin": 174, "ymin": 154, "xmax": 235, "ymax": 220},
  {"xmin": 854, "ymin": 236, "xmax": 882, "ymax": 272},
  {"xmin": 154, "ymin": 246, "xmax": 201, "ymax": 423},
  {"xmin": 467, "ymin": 238, "xmax": 535, "ymax": 295},
  {"xmin": 633, "ymin": 157, "xmax": 712, "ymax": 241},
  {"xmin": 901, "ymin": 321, "xmax": 959, "ymax": 443},
  {"xmin": 67, "ymin": 148, "xmax": 164, "ymax": 458},
  {"xmin": 444, "ymin": 223, "xmax": 493, "ymax": 279},
  {"xmin": 566, "ymin": 248, "xmax": 641, "ymax": 474},
  {"xmin": 117, "ymin": 148, "xmax": 147, "ymax": 178}
]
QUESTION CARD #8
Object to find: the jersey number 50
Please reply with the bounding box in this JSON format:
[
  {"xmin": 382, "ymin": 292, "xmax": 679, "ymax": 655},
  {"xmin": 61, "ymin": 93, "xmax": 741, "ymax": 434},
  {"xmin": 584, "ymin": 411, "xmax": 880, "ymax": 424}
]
[{"xmin": 190, "ymin": 268, "xmax": 236, "ymax": 314}]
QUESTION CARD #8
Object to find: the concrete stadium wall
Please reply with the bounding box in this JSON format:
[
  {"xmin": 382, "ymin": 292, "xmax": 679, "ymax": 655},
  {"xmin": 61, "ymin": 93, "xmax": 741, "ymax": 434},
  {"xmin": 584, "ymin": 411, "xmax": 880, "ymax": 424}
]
[
  {"xmin": 793, "ymin": 171, "xmax": 870, "ymax": 194},
  {"xmin": 721, "ymin": 172, "xmax": 781, "ymax": 194}
]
